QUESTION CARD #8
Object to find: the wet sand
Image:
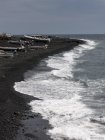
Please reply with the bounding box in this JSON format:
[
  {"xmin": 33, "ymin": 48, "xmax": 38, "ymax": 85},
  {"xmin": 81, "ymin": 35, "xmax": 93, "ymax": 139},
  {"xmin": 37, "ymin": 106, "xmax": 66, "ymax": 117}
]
[{"xmin": 0, "ymin": 37, "xmax": 84, "ymax": 140}]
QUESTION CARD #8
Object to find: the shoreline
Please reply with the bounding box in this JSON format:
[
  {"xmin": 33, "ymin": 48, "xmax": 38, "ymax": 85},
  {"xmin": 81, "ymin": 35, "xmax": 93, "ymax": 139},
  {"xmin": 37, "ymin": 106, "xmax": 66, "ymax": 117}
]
[{"xmin": 0, "ymin": 37, "xmax": 85, "ymax": 140}]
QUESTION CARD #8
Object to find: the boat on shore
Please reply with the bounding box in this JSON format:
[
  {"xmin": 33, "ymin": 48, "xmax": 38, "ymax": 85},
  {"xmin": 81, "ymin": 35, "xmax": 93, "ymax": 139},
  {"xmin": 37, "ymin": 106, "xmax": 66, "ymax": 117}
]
[
  {"xmin": 0, "ymin": 50, "xmax": 14, "ymax": 57},
  {"xmin": 8, "ymin": 40, "xmax": 21, "ymax": 44},
  {"xmin": 29, "ymin": 44, "xmax": 48, "ymax": 49},
  {"xmin": 24, "ymin": 35, "xmax": 51, "ymax": 43},
  {"xmin": 0, "ymin": 45, "xmax": 25, "ymax": 51}
]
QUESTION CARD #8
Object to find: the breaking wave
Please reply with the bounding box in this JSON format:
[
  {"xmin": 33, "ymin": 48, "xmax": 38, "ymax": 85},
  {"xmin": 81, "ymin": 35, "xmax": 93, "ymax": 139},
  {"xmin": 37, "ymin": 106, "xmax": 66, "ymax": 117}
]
[{"xmin": 14, "ymin": 39, "xmax": 105, "ymax": 140}]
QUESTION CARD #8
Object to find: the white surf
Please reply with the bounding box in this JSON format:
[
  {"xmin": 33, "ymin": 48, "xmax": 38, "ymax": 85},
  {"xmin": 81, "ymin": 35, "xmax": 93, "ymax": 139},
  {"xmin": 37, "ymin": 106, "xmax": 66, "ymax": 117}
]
[{"xmin": 14, "ymin": 39, "xmax": 105, "ymax": 140}]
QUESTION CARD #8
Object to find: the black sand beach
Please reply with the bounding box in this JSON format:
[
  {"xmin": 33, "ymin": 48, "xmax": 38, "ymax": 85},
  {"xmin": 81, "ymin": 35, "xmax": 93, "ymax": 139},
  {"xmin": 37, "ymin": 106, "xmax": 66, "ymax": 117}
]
[{"xmin": 0, "ymin": 37, "xmax": 84, "ymax": 140}]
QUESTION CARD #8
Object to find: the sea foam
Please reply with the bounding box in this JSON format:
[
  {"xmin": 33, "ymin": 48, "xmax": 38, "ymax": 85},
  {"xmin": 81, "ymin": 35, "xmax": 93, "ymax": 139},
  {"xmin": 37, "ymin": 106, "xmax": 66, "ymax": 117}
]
[{"xmin": 14, "ymin": 39, "xmax": 105, "ymax": 140}]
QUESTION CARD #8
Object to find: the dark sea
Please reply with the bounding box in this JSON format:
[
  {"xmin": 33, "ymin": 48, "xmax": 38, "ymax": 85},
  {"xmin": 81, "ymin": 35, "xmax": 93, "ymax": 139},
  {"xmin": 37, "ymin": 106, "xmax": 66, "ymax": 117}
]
[{"xmin": 14, "ymin": 35, "xmax": 105, "ymax": 140}]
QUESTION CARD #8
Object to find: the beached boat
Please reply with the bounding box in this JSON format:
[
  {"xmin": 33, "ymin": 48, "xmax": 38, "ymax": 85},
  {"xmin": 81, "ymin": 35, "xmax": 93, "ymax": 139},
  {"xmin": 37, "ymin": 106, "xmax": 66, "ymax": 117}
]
[
  {"xmin": 30, "ymin": 44, "xmax": 48, "ymax": 49},
  {"xmin": 24, "ymin": 35, "xmax": 51, "ymax": 43},
  {"xmin": 0, "ymin": 50, "xmax": 14, "ymax": 57},
  {"xmin": 0, "ymin": 45, "xmax": 25, "ymax": 51},
  {"xmin": 8, "ymin": 40, "xmax": 21, "ymax": 44}
]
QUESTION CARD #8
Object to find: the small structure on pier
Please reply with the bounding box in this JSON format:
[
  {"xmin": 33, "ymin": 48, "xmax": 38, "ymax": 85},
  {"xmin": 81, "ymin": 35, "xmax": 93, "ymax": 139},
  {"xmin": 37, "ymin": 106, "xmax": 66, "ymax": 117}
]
[{"xmin": 0, "ymin": 33, "xmax": 12, "ymax": 40}]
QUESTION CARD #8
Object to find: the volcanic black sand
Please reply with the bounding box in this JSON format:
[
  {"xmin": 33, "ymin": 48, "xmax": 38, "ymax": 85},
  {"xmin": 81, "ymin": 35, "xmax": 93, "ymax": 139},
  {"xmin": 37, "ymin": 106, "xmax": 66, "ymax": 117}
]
[{"xmin": 0, "ymin": 37, "xmax": 85, "ymax": 140}]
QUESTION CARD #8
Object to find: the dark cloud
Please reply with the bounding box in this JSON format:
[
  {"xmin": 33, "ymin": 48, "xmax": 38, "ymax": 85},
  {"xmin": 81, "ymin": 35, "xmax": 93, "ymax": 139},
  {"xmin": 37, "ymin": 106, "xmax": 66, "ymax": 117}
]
[{"xmin": 0, "ymin": 0, "xmax": 105, "ymax": 34}]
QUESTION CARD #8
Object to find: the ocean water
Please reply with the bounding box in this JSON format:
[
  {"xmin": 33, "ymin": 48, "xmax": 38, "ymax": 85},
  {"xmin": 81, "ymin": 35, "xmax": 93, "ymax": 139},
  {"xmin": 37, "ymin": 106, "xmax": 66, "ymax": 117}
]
[{"xmin": 14, "ymin": 35, "xmax": 105, "ymax": 140}]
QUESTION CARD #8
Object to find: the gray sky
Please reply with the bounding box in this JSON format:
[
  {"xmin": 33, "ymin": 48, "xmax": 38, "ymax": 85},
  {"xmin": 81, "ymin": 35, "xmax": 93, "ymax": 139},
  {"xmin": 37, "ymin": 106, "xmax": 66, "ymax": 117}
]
[{"xmin": 0, "ymin": 0, "xmax": 105, "ymax": 34}]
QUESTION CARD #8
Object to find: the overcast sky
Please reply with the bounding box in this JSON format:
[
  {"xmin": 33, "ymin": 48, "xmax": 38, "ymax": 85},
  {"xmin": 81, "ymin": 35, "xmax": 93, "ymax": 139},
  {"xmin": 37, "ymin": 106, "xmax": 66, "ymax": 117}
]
[{"xmin": 0, "ymin": 0, "xmax": 105, "ymax": 34}]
